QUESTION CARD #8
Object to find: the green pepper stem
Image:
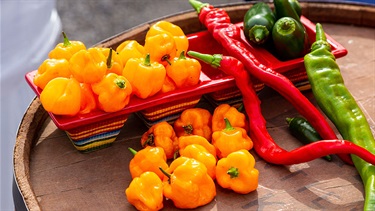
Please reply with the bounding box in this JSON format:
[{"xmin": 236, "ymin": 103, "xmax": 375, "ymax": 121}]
[
  {"xmin": 144, "ymin": 53, "xmax": 151, "ymax": 66},
  {"xmin": 227, "ymin": 167, "xmax": 239, "ymax": 178},
  {"xmin": 189, "ymin": 0, "xmax": 209, "ymax": 14},
  {"xmin": 178, "ymin": 50, "xmax": 186, "ymax": 60},
  {"xmin": 285, "ymin": 117, "xmax": 293, "ymax": 125},
  {"xmin": 237, "ymin": 103, "xmax": 244, "ymax": 113},
  {"xmin": 182, "ymin": 124, "xmax": 194, "ymax": 135},
  {"xmin": 311, "ymin": 23, "xmax": 331, "ymax": 52},
  {"xmin": 128, "ymin": 147, "xmax": 137, "ymax": 156},
  {"xmin": 114, "ymin": 78, "xmax": 126, "ymax": 89},
  {"xmin": 224, "ymin": 118, "xmax": 235, "ymax": 131},
  {"xmin": 187, "ymin": 51, "xmax": 222, "ymax": 69},
  {"xmin": 142, "ymin": 134, "xmax": 155, "ymax": 147},
  {"xmin": 106, "ymin": 48, "xmax": 113, "ymax": 69},
  {"xmin": 159, "ymin": 167, "xmax": 172, "ymax": 183},
  {"xmin": 62, "ymin": 31, "xmax": 71, "ymax": 47}
]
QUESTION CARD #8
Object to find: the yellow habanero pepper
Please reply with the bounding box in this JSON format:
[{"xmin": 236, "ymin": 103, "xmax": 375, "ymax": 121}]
[
  {"xmin": 40, "ymin": 77, "xmax": 81, "ymax": 116},
  {"xmin": 212, "ymin": 118, "xmax": 253, "ymax": 158},
  {"xmin": 159, "ymin": 157, "xmax": 216, "ymax": 209},
  {"xmin": 178, "ymin": 135, "xmax": 217, "ymax": 159},
  {"xmin": 144, "ymin": 32, "xmax": 176, "ymax": 66},
  {"xmin": 33, "ymin": 58, "xmax": 71, "ymax": 90},
  {"xmin": 48, "ymin": 32, "xmax": 86, "ymax": 61},
  {"xmin": 122, "ymin": 53, "xmax": 166, "ymax": 99},
  {"xmin": 79, "ymin": 83, "xmax": 97, "ymax": 115},
  {"xmin": 140, "ymin": 121, "xmax": 179, "ymax": 160},
  {"xmin": 161, "ymin": 51, "xmax": 201, "ymax": 93},
  {"xmin": 216, "ymin": 149, "xmax": 259, "ymax": 194},
  {"xmin": 69, "ymin": 48, "xmax": 107, "ymax": 84},
  {"xmin": 116, "ymin": 40, "xmax": 145, "ymax": 66},
  {"xmin": 179, "ymin": 144, "xmax": 216, "ymax": 180},
  {"xmin": 146, "ymin": 21, "xmax": 189, "ymax": 58},
  {"xmin": 128, "ymin": 146, "xmax": 168, "ymax": 180},
  {"xmin": 125, "ymin": 171, "xmax": 164, "ymax": 211},
  {"xmin": 212, "ymin": 103, "xmax": 248, "ymax": 132},
  {"xmin": 173, "ymin": 108, "xmax": 212, "ymax": 141},
  {"xmin": 95, "ymin": 47, "xmax": 124, "ymax": 75},
  {"xmin": 91, "ymin": 73, "xmax": 132, "ymax": 113}
]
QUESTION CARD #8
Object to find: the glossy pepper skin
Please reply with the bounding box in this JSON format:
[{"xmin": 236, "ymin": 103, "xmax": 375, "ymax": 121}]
[
  {"xmin": 144, "ymin": 32, "xmax": 176, "ymax": 66},
  {"xmin": 48, "ymin": 32, "xmax": 86, "ymax": 61},
  {"xmin": 128, "ymin": 146, "xmax": 168, "ymax": 180},
  {"xmin": 123, "ymin": 53, "xmax": 166, "ymax": 99},
  {"xmin": 179, "ymin": 144, "xmax": 217, "ymax": 179},
  {"xmin": 187, "ymin": 50, "xmax": 375, "ymax": 166},
  {"xmin": 178, "ymin": 135, "xmax": 217, "ymax": 158},
  {"xmin": 95, "ymin": 47, "xmax": 124, "ymax": 75},
  {"xmin": 173, "ymin": 108, "xmax": 212, "ymax": 141},
  {"xmin": 40, "ymin": 77, "xmax": 81, "ymax": 116},
  {"xmin": 33, "ymin": 58, "xmax": 71, "ymax": 89},
  {"xmin": 164, "ymin": 51, "xmax": 201, "ymax": 90},
  {"xmin": 125, "ymin": 171, "xmax": 164, "ymax": 211},
  {"xmin": 216, "ymin": 149, "xmax": 259, "ymax": 194},
  {"xmin": 160, "ymin": 157, "xmax": 216, "ymax": 209},
  {"xmin": 79, "ymin": 83, "xmax": 97, "ymax": 115},
  {"xmin": 212, "ymin": 118, "xmax": 253, "ymax": 158},
  {"xmin": 116, "ymin": 40, "xmax": 145, "ymax": 67},
  {"xmin": 304, "ymin": 23, "xmax": 375, "ymax": 210},
  {"xmin": 69, "ymin": 48, "xmax": 107, "ymax": 84},
  {"xmin": 188, "ymin": 0, "xmax": 354, "ymax": 164},
  {"xmin": 212, "ymin": 103, "xmax": 247, "ymax": 132},
  {"xmin": 91, "ymin": 73, "xmax": 132, "ymax": 112},
  {"xmin": 140, "ymin": 121, "xmax": 179, "ymax": 160},
  {"xmin": 146, "ymin": 21, "xmax": 189, "ymax": 58}
]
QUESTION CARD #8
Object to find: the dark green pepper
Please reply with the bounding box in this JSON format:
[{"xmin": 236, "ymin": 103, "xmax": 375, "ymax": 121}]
[
  {"xmin": 243, "ymin": 2, "xmax": 276, "ymax": 45},
  {"xmin": 286, "ymin": 117, "xmax": 332, "ymax": 161},
  {"xmin": 288, "ymin": 0, "xmax": 302, "ymax": 17},
  {"xmin": 273, "ymin": 0, "xmax": 301, "ymax": 22},
  {"xmin": 272, "ymin": 16, "xmax": 309, "ymax": 60},
  {"xmin": 304, "ymin": 23, "xmax": 375, "ymax": 210}
]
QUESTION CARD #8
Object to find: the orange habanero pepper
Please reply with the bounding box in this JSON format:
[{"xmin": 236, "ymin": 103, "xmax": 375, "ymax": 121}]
[
  {"xmin": 122, "ymin": 53, "xmax": 166, "ymax": 99},
  {"xmin": 141, "ymin": 121, "xmax": 179, "ymax": 160},
  {"xmin": 95, "ymin": 47, "xmax": 124, "ymax": 75},
  {"xmin": 144, "ymin": 32, "xmax": 176, "ymax": 66},
  {"xmin": 216, "ymin": 149, "xmax": 259, "ymax": 194},
  {"xmin": 159, "ymin": 157, "xmax": 216, "ymax": 209},
  {"xmin": 79, "ymin": 83, "xmax": 97, "ymax": 115},
  {"xmin": 48, "ymin": 32, "xmax": 86, "ymax": 61},
  {"xmin": 33, "ymin": 58, "xmax": 71, "ymax": 90},
  {"xmin": 178, "ymin": 135, "xmax": 217, "ymax": 158},
  {"xmin": 146, "ymin": 21, "xmax": 189, "ymax": 58},
  {"xmin": 212, "ymin": 118, "xmax": 253, "ymax": 158},
  {"xmin": 212, "ymin": 103, "xmax": 248, "ymax": 132},
  {"xmin": 40, "ymin": 77, "xmax": 81, "ymax": 116},
  {"xmin": 128, "ymin": 146, "xmax": 168, "ymax": 180},
  {"xmin": 173, "ymin": 108, "xmax": 212, "ymax": 141},
  {"xmin": 91, "ymin": 73, "xmax": 132, "ymax": 113},
  {"xmin": 125, "ymin": 171, "xmax": 164, "ymax": 211},
  {"xmin": 116, "ymin": 40, "xmax": 145, "ymax": 66},
  {"xmin": 69, "ymin": 48, "xmax": 107, "ymax": 84}
]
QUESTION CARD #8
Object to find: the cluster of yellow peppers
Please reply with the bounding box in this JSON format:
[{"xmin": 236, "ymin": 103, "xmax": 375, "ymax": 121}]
[
  {"xmin": 125, "ymin": 104, "xmax": 259, "ymax": 210},
  {"xmin": 33, "ymin": 21, "xmax": 202, "ymax": 116}
]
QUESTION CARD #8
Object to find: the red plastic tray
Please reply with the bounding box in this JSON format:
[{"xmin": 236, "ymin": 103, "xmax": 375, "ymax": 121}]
[{"xmin": 25, "ymin": 16, "xmax": 347, "ymax": 131}]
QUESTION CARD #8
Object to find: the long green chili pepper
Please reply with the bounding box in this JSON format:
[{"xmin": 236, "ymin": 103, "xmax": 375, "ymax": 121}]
[{"xmin": 304, "ymin": 23, "xmax": 375, "ymax": 210}]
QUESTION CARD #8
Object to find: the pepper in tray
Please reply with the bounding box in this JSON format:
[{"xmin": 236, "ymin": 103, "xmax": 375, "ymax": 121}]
[
  {"xmin": 48, "ymin": 32, "xmax": 86, "ymax": 61},
  {"xmin": 304, "ymin": 23, "xmax": 375, "ymax": 210},
  {"xmin": 173, "ymin": 108, "xmax": 212, "ymax": 141}
]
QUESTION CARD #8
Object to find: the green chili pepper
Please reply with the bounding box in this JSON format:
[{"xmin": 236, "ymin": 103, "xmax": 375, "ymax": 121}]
[
  {"xmin": 243, "ymin": 2, "xmax": 276, "ymax": 45},
  {"xmin": 304, "ymin": 23, "xmax": 375, "ymax": 210},
  {"xmin": 286, "ymin": 117, "xmax": 332, "ymax": 161},
  {"xmin": 273, "ymin": 0, "xmax": 301, "ymax": 22}
]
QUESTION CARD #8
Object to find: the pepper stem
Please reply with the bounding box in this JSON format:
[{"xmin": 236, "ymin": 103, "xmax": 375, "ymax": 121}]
[
  {"xmin": 114, "ymin": 78, "xmax": 126, "ymax": 89},
  {"xmin": 189, "ymin": 0, "xmax": 209, "ymax": 14},
  {"xmin": 224, "ymin": 118, "xmax": 235, "ymax": 131},
  {"xmin": 144, "ymin": 53, "xmax": 151, "ymax": 66},
  {"xmin": 285, "ymin": 117, "xmax": 293, "ymax": 125},
  {"xmin": 106, "ymin": 48, "xmax": 113, "ymax": 69},
  {"xmin": 62, "ymin": 31, "xmax": 71, "ymax": 47},
  {"xmin": 142, "ymin": 134, "xmax": 155, "ymax": 147},
  {"xmin": 128, "ymin": 147, "xmax": 137, "ymax": 156},
  {"xmin": 178, "ymin": 50, "xmax": 186, "ymax": 60},
  {"xmin": 183, "ymin": 124, "xmax": 194, "ymax": 135},
  {"xmin": 227, "ymin": 167, "xmax": 239, "ymax": 178},
  {"xmin": 159, "ymin": 167, "xmax": 172, "ymax": 183},
  {"xmin": 187, "ymin": 51, "xmax": 222, "ymax": 69},
  {"xmin": 311, "ymin": 23, "xmax": 331, "ymax": 52}
]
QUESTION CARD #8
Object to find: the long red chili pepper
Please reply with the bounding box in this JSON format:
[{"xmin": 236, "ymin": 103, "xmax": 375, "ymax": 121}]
[
  {"xmin": 187, "ymin": 50, "xmax": 375, "ymax": 165},
  {"xmin": 189, "ymin": 0, "xmax": 353, "ymax": 164}
]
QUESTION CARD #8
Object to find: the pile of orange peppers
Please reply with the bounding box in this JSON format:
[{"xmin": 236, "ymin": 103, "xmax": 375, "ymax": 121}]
[
  {"xmin": 125, "ymin": 104, "xmax": 259, "ymax": 210},
  {"xmin": 33, "ymin": 21, "xmax": 202, "ymax": 116}
]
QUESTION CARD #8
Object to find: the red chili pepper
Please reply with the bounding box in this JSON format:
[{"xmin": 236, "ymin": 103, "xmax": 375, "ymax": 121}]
[
  {"xmin": 187, "ymin": 50, "xmax": 375, "ymax": 165},
  {"xmin": 189, "ymin": 0, "xmax": 353, "ymax": 164}
]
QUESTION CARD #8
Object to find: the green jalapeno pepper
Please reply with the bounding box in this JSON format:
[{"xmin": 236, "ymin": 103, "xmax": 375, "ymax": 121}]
[{"xmin": 304, "ymin": 23, "xmax": 375, "ymax": 210}]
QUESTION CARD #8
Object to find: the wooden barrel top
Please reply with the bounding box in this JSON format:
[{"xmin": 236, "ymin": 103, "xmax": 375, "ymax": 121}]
[{"xmin": 14, "ymin": 2, "xmax": 375, "ymax": 211}]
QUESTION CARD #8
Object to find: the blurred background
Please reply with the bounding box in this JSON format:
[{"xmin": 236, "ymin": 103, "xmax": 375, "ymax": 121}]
[{"xmin": 1, "ymin": 0, "xmax": 373, "ymax": 210}]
